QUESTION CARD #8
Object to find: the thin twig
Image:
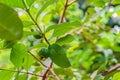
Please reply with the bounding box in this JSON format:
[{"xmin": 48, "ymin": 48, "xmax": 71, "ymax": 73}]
[
  {"xmin": 0, "ymin": 68, "xmax": 43, "ymax": 77},
  {"xmin": 28, "ymin": 51, "xmax": 60, "ymax": 80},
  {"xmin": 22, "ymin": 0, "xmax": 50, "ymax": 45},
  {"xmin": 102, "ymin": 64, "xmax": 120, "ymax": 76},
  {"xmin": 28, "ymin": 51, "xmax": 48, "ymax": 68},
  {"xmin": 22, "ymin": 0, "xmax": 42, "ymax": 33},
  {"xmin": 58, "ymin": 0, "xmax": 69, "ymax": 24},
  {"xmin": 42, "ymin": 34, "xmax": 50, "ymax": 46}
]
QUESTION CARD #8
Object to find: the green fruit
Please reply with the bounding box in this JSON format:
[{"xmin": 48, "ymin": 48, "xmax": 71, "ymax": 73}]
[
  {"xmin": 38, "ymin": 48, "xmax": 49, "ymax": 58},
  {"xmin": 33, "ymin": 34, "xmax": 42, "ymax": 39}
]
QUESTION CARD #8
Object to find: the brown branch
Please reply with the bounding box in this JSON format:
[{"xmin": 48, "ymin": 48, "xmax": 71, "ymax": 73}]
[
  {"xmin": 58, "ymin": 0, "xmax": 77, "ymax": 23},
  {"xmin": 42, "ymin": 62, "xmax": 53, "ymax": 80},
  {"xmin": 58, "ymin": 0, "xmax": 69, "ymax": 24},
  {"xmin": 42, "ymin": 34, "xmax": 50, "ymax": 46},
  {"xmin": 27, "ymin": 52, "xmax": 60, "ymax": 80},
  {"xmin": 102, "ymin": 64, "xmax": 120, "ymax": 76},
  {"xmin": 49, "ymin": 69, "xmax": 60, "ymax": 80},
  {"xmin": 0, "ymin": 68, "xmax": 43, "ymax": 77}
]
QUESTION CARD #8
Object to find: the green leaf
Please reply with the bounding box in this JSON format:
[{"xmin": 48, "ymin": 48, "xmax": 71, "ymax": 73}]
[
  {"xmin": 15, "ymin": 74, "xmax": 28, "ymax": 80},
  {"xmin": 23, "ymin": 53, "xmax": 34, "ymax": 70},
  {"xmin": 0, "ymin": 71, "xmax": 14, "ymax": 80},
  {"xmin": 35, "ymin": 0, "xmax": 56, "ymax": 20},
  {"xmin": 56, "ymin": 34, "xmax": 74, "ymax": 45},
  {"xmin": 26, "ymin": 0, "xmax": 36, "ymax": 7},
  {"xmin": 0, "ymin": 3, "xmax": 23, "ymax": 41},
  {"xmin": 46, "ymin": 21, "xmax": 81, "ymax": 37},
  {"xmin": 22, "ymin": 20, "xmax": 34, "ymax": 27},
  {"xmin": 113, "ymin": 72, "xmax": 120, "ymax": 80},
  {"xmin": 0, "ymin": 0, "xmax": 24, "ymax": 8},
  {"xmin": 48, "ymin": 44, "xmax": 71, "ymax": 68},
  {"xmin": 10, "ymin": 43, "xmax": 26, "ymax": 68},
  {"xmin": 93, "ymin": 0, "xmax": 105, "ymax": 7}
]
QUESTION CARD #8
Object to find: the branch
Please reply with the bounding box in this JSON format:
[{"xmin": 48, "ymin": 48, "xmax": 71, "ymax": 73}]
[
  {"xmin": 22, "ymin": 0, "xmax": 42, "ymax": 33},
  {"xmin": 49, "ymin": 69, "xmax": 60, "ymax": 80},
  {"xmin": 28, "ymin": 51, "xmax": 60, "ymax": 80},
  {"xmin": 0, "ymin": 68, "xmax": 43, "ymax": 77},
  {"xmin": 102, "ymin": 64, "xmax": 120, "ymax": 76},
  {"xmin": 58, "ymin": 0, "xmax": 69, "ymax": 23},
  {"xmin": 22, "ymin": 0, "xmax": 50, "ymax": 46},
  {"xmin": 28, "ymin": 51, "xmax": 48, "ymax": 68},
  {"xmin": 42, "ymin": 62, "xmax": 53, "ymax": 80}
]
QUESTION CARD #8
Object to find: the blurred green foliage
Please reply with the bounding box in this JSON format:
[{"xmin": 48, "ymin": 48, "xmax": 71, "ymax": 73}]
[{"xmin": 0, "ymin": 0, "xmax": 120, "ymax": 80}]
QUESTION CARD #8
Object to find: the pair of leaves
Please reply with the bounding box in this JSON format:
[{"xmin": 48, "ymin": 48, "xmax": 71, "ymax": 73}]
[{"xmin": 38, "ymin": 44, "xmax": 71, "ymax": 68}]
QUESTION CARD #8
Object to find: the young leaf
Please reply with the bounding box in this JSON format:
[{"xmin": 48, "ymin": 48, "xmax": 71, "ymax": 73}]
[
  {"xmin": 0, "ymin": 3, "xmax": 23, "ymax": 41},
  {"xmin": 0, "ymin": 71, "xmax": 14, "ymax": 80},
  {"xmin": 48, "ymin": 44, "xmax": 71, "ymax": 68},
  {"xmin": 56, "ymin": 34, "xmax": 74, "ymax": 45},
  {"xmin": 46, "ymin": 21, "xmax": 81, "ymax": 37},
  {"xmin": 10, "ymin": 43, "xmax": 26, "ymax": 68},
  {"xmin": 35, "ymin": 0, "xmax": 56, "ymax": 20}
]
